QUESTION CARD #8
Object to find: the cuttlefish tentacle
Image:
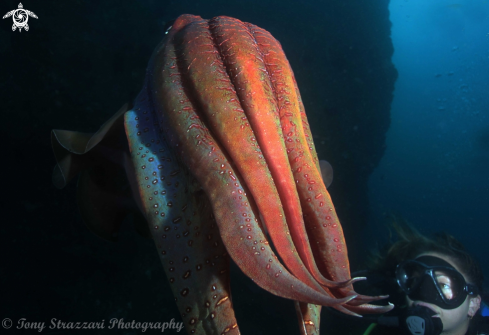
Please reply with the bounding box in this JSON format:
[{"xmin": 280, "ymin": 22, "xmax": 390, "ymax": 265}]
[
  {"xmin": 125, "ymin": 93, "xmax": 241, "ymax": 334},
  {"xmin": 148, "ymin": 14, "xmax": 356, "ymax": 306}
]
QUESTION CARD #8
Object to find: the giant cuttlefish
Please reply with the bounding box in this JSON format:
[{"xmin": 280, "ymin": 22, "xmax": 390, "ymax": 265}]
[{"xmin": 51, "ymin": 14, "xmax": 392, "ymax": 335}]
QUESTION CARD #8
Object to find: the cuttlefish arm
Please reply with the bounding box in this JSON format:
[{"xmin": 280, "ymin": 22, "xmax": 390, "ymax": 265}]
[
  {"xmin": 148, "ymin": 13, "xmax": 356, "ymax": 306},
  {"xmin": 292, "ymin": 159, "xmax": 391, "ymax": 334},
  {"xmin": 124, "ymin": 76, "xmax": 354, "ymax": 334},
  {"xmin": 295, "ymin": 302, "xmax": 321, "ymax": 335},
  {"xmin": 253, "ymin": 24, "xmax": 394, "ymax": 313}
]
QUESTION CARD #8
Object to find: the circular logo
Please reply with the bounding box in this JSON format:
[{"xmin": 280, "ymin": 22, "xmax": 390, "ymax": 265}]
[
  {"xmin": 2, "ymin": 318, "xmax": 13, "ymax": 329},
  {"xmin": 13, "ymin": 9, "xmax": 27, "ymax": 26}
]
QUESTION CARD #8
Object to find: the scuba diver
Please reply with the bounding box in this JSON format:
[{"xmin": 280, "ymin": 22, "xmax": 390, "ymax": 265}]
[
  {"xmin": 341, "ymin": 218, "xmax": 489, "ymax": 335},
  {"xmin": 394, "ymin": 254, "xmax": 482, "ymax": 335}
]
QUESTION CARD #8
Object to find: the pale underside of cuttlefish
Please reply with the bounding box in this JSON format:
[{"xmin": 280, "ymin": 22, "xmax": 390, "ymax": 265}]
[{"xmin": 51, "ymin": 14, "xmax": 393, "ymax": 335}]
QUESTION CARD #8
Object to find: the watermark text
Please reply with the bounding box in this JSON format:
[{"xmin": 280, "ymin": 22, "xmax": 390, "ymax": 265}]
[{"xmin": 2, "ymin": 317, "xmax": 184, "ymax": 332}]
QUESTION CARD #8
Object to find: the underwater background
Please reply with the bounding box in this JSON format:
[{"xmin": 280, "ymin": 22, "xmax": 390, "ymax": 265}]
[
  {"xmin": 369, "ymin": 0, "xmax": 489, "ymax": 263},
  {"xmin": 0, "ymin": 0, "xmax": 487, "ymax": 334}
]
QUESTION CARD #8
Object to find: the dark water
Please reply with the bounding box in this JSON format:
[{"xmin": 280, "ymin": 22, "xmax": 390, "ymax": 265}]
[
  {"xmin": 1, "ymin": 0, "xmax": 487, "ymax": 334},
  {"xmin": 368, "ymin": 0, "xmax": 489, "ymax": 288}
]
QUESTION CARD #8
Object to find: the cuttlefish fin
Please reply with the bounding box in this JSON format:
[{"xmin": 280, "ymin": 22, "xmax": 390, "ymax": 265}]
[
  {"xmin": 51, "ymin": 104, "xmax": 129, "ymax": 188},
  {"xmin": 75, "ymin": 158, "xmax": 150, "ymax": 242},
  {"xmin": 51, "ymin": 104, "xmax": 149, "ymax": 241},
  {"xmin": 51, "ymin": 130, "xmax": 92, "ymax": 189}
]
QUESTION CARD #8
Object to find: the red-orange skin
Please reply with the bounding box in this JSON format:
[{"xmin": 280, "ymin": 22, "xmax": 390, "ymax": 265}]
[{"xmin": 124, "ymin": 14, "xmax": 391, "ymax": 335}]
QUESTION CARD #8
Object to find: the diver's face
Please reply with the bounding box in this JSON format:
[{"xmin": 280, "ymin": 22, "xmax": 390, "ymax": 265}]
[{"xmin": 405, "ymin": 252, "xmax": 481, "ymax": 335}]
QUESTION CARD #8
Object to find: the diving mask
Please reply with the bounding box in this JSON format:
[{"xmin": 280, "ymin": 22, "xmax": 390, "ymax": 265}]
[{"xmin": 396, "ymin": 255, "xmax": 478, "ymax": 309}]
